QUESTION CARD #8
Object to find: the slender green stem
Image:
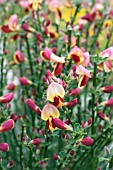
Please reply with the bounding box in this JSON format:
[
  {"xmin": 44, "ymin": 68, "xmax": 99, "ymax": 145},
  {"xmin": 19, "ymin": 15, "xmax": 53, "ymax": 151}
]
[
  {"xmin": 92, "ymin": 62, "xmax": 97, "ymax": 135},
  {"xmin": 89, "ymin": 15, "xmax": 107, "ymax": 53},
  {"xmin": 68, "ymin": 29, "xmax": 71, "ymax": 53},
  {"xmin": 0, "ymin": 36, "xmax": 6, "ymax": 97},
  {"xmin": 20, "ymin": 123, "xmax": 25, "ymax": 170},
  {"xmin": 78, "ymin": 95, "xmax": 81, "ymax": 124},
  {"xmin": 71, "ymin": 3, "xmax": 80, "ymax": 25},
  {"xmin": 25, "ymin": 35, "xmax": 34, "ymax": 82}
]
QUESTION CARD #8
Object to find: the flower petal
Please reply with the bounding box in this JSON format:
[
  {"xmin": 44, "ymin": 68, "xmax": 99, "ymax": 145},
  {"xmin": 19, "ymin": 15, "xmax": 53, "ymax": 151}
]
[
  {"xmin": 41, "ymin": 103, "xmax": 60, "ymax": 121},
  {"xmin": 47, "ymin": 82, "xmax": 65, "ymax": 102}
]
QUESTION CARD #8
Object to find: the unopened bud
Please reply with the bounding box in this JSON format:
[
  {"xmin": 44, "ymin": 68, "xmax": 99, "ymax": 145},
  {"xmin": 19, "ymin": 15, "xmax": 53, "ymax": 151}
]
[
  {"xmin": 19, "ymin": 77, "xmax": 32, "ymax": 86},
  {"xmin": 7, "ymin": 160, "xmax": 14, "ymax": 168},
  {"xmin": 53, "ymin": 118, "xmax": 72, "ymax": 131},
  {"xmin": 6, "ymin": 82, "xmax": 16, "ymax": 91},
  {"xmin": 0, "ymin": 119, "xmax": 14, "ymax": 132},
  {"xmin": 0, "ymin": 143, "xmax": 9, "ymax": 152},
  {"xmin": 70, "ymin": 150, "xmax": 75, "ymax": 156},
  {"xmin": 98, "ymin": 110, "xmax": 106, "ymax": 120},
  {"xmin": 53, "ymin": 154, "xmax": 59, "ymax": 160},
  {"xmin": 26, "ymin": 99, "xmax": 41, "ymax": 116},
  {"xmin": 100, "ymin": 98, "xmax": 113, "ymax": 107},
  {"xmin": 0, "ymin": 93, "xmax": 14, "ymax": 103},
  {"xmin": 101, "ymin": 85, "xmax": 113, "ymax": 93},
  {"xmin": 68, "ymin": 88, "xmax": 80, "ymax": 96},
  {"xmin": 81, "ymin": 137, "xmax": 94, "ymax": 146},
  {"xmin": 64, "ymin": 98, "xmax": 78, "ymax": 107},
  {"xmin": 30, "ymin": 138, "xmax": 41, "ymax": 146}
]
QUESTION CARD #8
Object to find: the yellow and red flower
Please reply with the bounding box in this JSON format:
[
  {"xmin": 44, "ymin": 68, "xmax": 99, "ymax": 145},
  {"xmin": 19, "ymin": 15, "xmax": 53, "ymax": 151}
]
[
  {"xmin": 68, "ymin": 46, "xmax": 90, "ymax": 67},
  {"xmin": 41, "ymin": 103, "xmax": 72, "ymax": 132},
  {"xmin": 1, "ymin": 14, "xmax": 19, "ymax": 33},
  {"xmin": 40, "ymin": 47, "xmax": 65, "ymax": 63},
  {"xmin": 76, "ymin": 65, "xmax": 91, "ymax": 89},
  {"xmin": 47, "ymin": 82, "xmax": 65, "ymax": 108},
  {"xmin": 98, "ymin": 47, "xmax": 113, "ymax": 72}
]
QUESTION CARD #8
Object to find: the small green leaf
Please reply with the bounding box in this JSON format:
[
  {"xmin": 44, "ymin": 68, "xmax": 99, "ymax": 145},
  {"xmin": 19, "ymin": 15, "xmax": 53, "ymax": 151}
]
[{"xmin": 59, "ymin": 151, "xmax": 66, "ymax": 158}]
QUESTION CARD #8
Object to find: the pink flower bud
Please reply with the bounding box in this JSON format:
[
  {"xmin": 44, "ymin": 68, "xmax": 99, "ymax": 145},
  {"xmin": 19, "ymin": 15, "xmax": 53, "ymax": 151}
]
[
  {"xmin": 42, "ymin": 76, "xmax": 49, "ymax": 84},
  {"xmin": 46, "ymin": 70, "xmax": 53, "ymax": 77},
  {"xmin": 36, "ymin": 58, "xmax": 40, "ymax": 64},
  {"xmin": 81, "ymin": 137, "xmax": 94, "ymax": 146},
  {"xmin": 87, "ymin": 118, "xmax": 92, "ymax": 125},
  {"xmin": 70, "ymin": 150, "xmax": 75, "ymax": 156},
  {"xmin": 81, "ymin": 121, "xmax": 85, "ymax": 128},
  {"xmin": 62, "ymin": 132, "xmax": 66, "ymax": 139},
  {"xmin": 6, "ymin": 82, "xmax": 16, "ymax": 90},
  {"xmin": 35, "ymin": 33, "xmax": 42, "ymax": 42},
  {"xmin": 53, "ymin": 154, "xmax": 59, "ymax": 160},
  {"xmin": 6, "ymin": 103, "xmax": 11, "ymax": 109},
  {"xmin": 7, "ymin": 160, "xmax": 14, "ymax": 168},
  {"xmin": 22, "ymin": 23, "xmax": 34, "ymax": 32},
  {"xmin": 52, "ymin": 47, "xmax": 57, "ymax": 54},
  {"xmin": 0, "ymin": 93, "xmax": 14, "ymax": 103},
  {"xmin": 26, "ymin": 99, "xmax": 41, "ymax": 116},
  {"xmin": 97, "ymin": 124, "xmax": 103, "ymax": 131},
  {"xmin": 68, "ymin": 88, "xmax": 80, "ymax": 96},
  {"xmin": 19, "ymin": 77, "xmax": 32, "ymax": 86},
  {"xmin": 0, "ymin": 143, "xmax": 9, "ymax": 152},
  {"xmin": 100, "ymin": 98, "xmax": 113, "ymax": 107},
  {"xmin": 98, "ymin": 110, "xmax": 105, "ymax": 120},
  {"xmin": 30, "ymin": 138, "xmax": 41, "ymax": 146},
  {"xmin": 97, "ymin": 167, "xmax": 101, "ymax": 170},
  {"xmin": 101, "ymin": 85, "xmax": 113, "ymax": 93},
  {"xmin": 64, "ymin": 119, "xmax": 70, "ymax": 125},
  {"xmin": 64, "ymin": 98, "xmax": 78, "ymax": 107},
  {"xmin": 0, "ymin": 119, "xmax": 14, "ymax": 132},
  {"xmin": 65, "ymin": 135, "xmax": 70, "ymax": 140},
  {"xmin": 53, "ymin": 118, "xmax": 72, "ymax": 131}
]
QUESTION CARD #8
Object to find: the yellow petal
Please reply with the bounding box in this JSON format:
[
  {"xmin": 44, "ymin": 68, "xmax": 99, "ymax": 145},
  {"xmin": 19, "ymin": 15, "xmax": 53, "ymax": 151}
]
[
  {"xmin": 47, "ymin": 82, "xmax": 65, "ymax": 102},
  {"xmin": 41, "ymin": 103, "xmax": 60, "ymax": 121}
]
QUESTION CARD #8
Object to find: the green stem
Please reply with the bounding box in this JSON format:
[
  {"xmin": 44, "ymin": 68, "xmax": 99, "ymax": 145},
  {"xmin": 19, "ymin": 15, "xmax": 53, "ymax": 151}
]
[
  {"xmin": 68, "ymin": 28, "xmax": 71, "ymax": 53},
  {"xmin": 20, "ymin": 123, "xmax": 25, "ymax": 170},
  {"xmin": 89, "ymin": 15, "xmax": 107, "ymax": 53},
  {"xmin": 92, "ymin": 62, "xmax": 97, "ymax": 135},
  {"xmin": 0, "ymin": 36, "xmax": 6, "ymax": 97},
  {"xmin": 71, "ymin": 3, "xmax": 80, "ymax": 25},
  {"xmin": 25, "ymin": 35, "xmax": 34, "ymax": 82},
  {"xmin": 78, "ymin": 95, "xmax": 81, "ymax": 124}
]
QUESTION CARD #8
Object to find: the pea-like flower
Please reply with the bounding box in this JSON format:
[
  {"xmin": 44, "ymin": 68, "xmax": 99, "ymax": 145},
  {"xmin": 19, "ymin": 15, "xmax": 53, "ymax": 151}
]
[
  {"xmin": 98, "ymin": 47, "xmax": 113, "ymax": 72},
  {"xmin": 2, "ymin": 14, "xmax": 18, "ymax": 33},
  {"xmin": 76, "ymin": 65, "xmax": 91, "ymax": 89},
  {"xmin": 41, "ymin": 103, "xmax": 60, "ymax": 132},
  {"xmin": 40, "ymin": 47, "xmax": 65, "ymax": 63},
  {"xmin": 68, "ymin": 46, "xmax": 90, "ymax": 67},
  {"xmin": 47, "ymin": 82, "xmax": 65, "ymax": 108}
]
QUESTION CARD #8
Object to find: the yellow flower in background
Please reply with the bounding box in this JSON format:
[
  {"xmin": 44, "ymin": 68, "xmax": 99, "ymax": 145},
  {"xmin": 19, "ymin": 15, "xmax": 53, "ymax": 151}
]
[
  {"xmin": 103, "ymin": 19, "xmax": 113, "ymax": 27},
  {"xmin": 30, "ymin": 0, "xmax": 42, "ymax": 10},
  {"xmin": 62, "ymin": 7, "xmax": 86, "ymax": 23},
  {"xmin": 47, "ymin": 25, "xmax": 59, "ymax": 39}
]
